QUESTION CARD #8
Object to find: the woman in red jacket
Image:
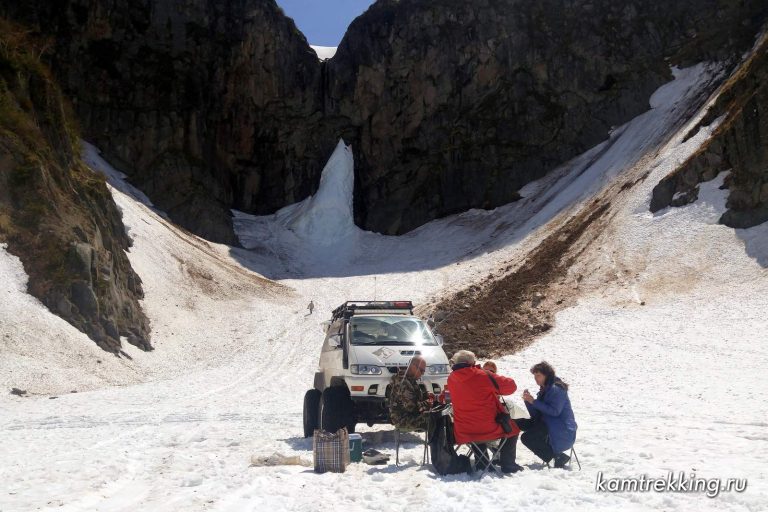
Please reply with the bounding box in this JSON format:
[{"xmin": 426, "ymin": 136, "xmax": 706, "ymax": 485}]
[{"xmin": 447, "ymin": 350, "xmax": 524, "ymax": 474}]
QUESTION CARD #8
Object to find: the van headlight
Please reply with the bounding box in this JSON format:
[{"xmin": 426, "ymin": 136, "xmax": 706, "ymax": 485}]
[
  {"xmin": 426, "ymin": 364, "xmax": 449, "ymax": 375},
  {"xmin": 350, "ymin": 364, "xmax": 382, "ymax": 375}
]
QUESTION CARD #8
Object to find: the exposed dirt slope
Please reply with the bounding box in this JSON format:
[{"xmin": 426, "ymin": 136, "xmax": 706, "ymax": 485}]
[
  {"xmin": 432, "ymin": 198, "xmax": 610, "ymax": 358},
  {"xmin": 429, "ymin": 67, "xmax": 724, "ymax": 358}
]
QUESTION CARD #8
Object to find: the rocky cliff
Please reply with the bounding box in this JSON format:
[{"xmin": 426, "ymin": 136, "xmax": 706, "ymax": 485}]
[
  {"xmin": 0, "ymin": 0, "xmax": 331, "ymax": 243},
  {"xmin": 0, "ymin": 19, "xmax": 151, "ymax": 354},
  {"xmin": 2, "ymin": 0, "xmax": 766, "ymax": 239},
  {"xmin": 329, "ymin": 0, "xmax": 767, "ymax": 234},
  {"xmin": 650, "ymin": 32, "xmax": 768, "ymax": 228}
]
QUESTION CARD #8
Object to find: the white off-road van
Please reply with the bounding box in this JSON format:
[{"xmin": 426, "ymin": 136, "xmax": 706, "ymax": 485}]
[{"xmin": 302, "ymin": 301, "xmax": 450, "ymax": 436}]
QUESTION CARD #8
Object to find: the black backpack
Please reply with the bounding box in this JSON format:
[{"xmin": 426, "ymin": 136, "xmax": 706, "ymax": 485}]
[{"xmin": 427, "ymin": 409, "xmax": 472, "ymax": 475}]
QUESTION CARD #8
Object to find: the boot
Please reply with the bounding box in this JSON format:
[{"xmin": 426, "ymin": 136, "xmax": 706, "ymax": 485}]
[
  {"xmin": 553, "ymin": 452, "xmax": 571, "ymax": 469},
  {"xmin": 501, "ymin": 436, "xmax": 524, "ymax": 473}
]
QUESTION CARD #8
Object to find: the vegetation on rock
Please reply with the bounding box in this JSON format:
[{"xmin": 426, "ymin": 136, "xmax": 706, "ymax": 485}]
[{"xmin": 0, "ymin": 18, "xmax": 151, "ymax": 354}]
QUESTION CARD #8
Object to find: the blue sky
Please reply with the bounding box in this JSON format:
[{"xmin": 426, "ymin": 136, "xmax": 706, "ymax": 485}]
[{"xmin": 276, "ymin": 0, "xmax": 377, "ymax": 47}]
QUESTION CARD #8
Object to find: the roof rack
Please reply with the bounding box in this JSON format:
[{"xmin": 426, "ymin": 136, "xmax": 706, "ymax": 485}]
[{"xmin": 331, "ymin": 301, "xmax": 414, "ymax": 322}]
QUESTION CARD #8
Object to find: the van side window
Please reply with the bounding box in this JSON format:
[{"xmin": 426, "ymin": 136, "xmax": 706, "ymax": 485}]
[{"xmin": 322, "ymin": 321, "xmax": 345, "ymax": 351}]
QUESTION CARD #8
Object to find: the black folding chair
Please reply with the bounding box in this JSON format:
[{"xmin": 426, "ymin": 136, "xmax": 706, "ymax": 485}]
[{"xmin": 461, "ymin": 437, "xmax": 509, "ymax": 478}]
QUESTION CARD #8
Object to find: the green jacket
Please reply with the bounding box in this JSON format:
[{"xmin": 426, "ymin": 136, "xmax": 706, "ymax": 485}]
[{"xmin": 389, "ymin": 372, "xmax": 429, "ymax": 430}]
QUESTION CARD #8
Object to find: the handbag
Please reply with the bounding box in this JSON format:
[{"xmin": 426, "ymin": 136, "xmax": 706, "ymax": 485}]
[
  {"xmin": 313, "ymin": 427, "xmax": 350, "ymax": 473},
  {"xmin": 427, "ymin": 410, "xmax": 472, "ymax": 475}
]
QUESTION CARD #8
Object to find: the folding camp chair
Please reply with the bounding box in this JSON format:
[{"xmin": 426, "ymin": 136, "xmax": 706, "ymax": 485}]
[
  {"xmin": 394, "ymin": 427, "xmax": 430, "ymax": 465},
  {"xmin": 545, "ymin": 445, "xmax": 582, "ymax": 471},
  {"xmin": 463, "ymin": 437, "xmax": 509, "ymax": 478},
  {"xmin": 394, "ymin": 410, "xmax": 434, "ymax": 466}
]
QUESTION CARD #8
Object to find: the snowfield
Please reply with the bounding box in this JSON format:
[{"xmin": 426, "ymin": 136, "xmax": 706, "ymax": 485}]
[{"xmin": 1, "ymin": 62, "xmax": 767, "ymax": 511}]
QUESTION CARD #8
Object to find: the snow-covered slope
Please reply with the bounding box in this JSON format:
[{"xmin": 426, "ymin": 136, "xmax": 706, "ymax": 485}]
[
  {"xmin": 1, "ymin": 61, "xmax": 767, "ymax": 511},
  {"xmin": 1, "ymin": 144, "xmax": 293, "ymax": 394}
]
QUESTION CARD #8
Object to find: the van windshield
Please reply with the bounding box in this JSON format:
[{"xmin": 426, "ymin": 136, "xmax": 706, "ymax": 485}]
[{"xmin": 350, "ymin": 316, "xmax": 437, "ymax": 346}]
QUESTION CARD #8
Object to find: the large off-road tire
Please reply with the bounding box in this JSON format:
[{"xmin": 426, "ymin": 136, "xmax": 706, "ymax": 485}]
[
  {"xmin": 318, "ymin": 386, "xmax": 354, "ymax": 433},
  {"xmin": 303, "ymin": 389, "xmax": 322, "ymax": 438}
]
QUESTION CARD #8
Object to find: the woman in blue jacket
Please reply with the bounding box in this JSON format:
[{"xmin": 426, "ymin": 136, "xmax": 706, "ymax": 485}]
[{"xmin": 518, "ymin": 361, "xmax": 577, "ymax": 468}]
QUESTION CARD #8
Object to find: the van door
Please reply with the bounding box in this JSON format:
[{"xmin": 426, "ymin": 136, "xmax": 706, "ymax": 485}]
[{"xmin": 319, "ymin": 320, "xmax": 345, "ymax": 388}]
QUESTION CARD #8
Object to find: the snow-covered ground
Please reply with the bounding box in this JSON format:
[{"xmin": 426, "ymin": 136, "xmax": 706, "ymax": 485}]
[{"xmin": 1, "ymin": 62, "xmax": 767, "ymax": 511}]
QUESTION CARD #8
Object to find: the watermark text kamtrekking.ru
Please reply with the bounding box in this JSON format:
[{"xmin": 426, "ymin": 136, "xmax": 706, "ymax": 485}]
[{"xmin": 595, "ymin": 472, "xmax": 747, "ymax": 498}]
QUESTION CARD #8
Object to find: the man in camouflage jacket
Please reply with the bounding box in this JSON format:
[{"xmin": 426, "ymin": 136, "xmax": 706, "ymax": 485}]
[{"xmin": 389, "ymin": 355, "xmax": 431, "ymax": 431}]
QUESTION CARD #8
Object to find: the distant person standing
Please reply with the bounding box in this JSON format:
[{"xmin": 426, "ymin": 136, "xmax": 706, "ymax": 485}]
[{"xmin": 307, "ymin": 300, "xmax": 315, "ymax": 315}]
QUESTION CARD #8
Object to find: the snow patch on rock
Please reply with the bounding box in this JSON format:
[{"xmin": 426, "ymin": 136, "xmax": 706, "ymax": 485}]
[{"xmin": 278, "ymin": 139, "xmax": 357, "ymax": 244}]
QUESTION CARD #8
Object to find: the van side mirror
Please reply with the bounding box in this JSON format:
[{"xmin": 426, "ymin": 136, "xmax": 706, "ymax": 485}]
[
  {"xmin": 329, "ymin": 334, "xmax": 342, "ymax": 348},
  {"xmin": 435, "ymin": 334, "xmax": 444, "ymax": 346}
]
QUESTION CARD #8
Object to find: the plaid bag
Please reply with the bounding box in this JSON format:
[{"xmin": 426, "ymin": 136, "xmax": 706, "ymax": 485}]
[{"xmin": 313, "ymin": 427, "xmax": 350, "ymax": 473}]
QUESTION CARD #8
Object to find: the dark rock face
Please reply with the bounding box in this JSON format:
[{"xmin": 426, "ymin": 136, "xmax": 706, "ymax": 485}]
[
  {"xmin": 330, "ymin": 0, "xmax": 768, "ymax": 234},
  {"xmin": 0, "ymin": 0, "xmax": 331, "ymax": 244},
  {"xmin": 0, "ymin": 19, "xmax": 151, "ymax": 353},
  {"xmin": 650, "ymin": 32, "xmax": 768, "ymax": 228},
  {"xmin": 2, "ymin": 0, "xmax": 766, "ymax": 239}
]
